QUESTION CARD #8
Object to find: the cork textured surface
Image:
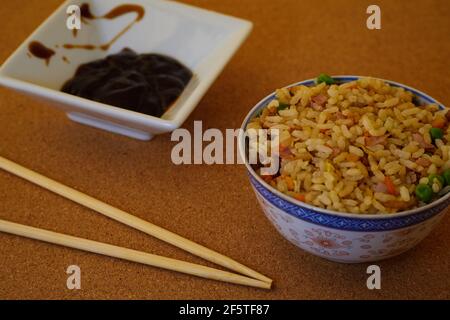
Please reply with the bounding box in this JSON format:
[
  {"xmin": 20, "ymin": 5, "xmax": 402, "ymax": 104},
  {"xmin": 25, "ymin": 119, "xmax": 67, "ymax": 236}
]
[{"xmin": 0, "ymin": 0, "xmax": 449, "ymax": 299}]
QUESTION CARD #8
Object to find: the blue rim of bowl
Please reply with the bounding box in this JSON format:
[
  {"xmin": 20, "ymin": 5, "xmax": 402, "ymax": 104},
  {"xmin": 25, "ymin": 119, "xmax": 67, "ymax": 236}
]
[{"xmin": 238, "ymin": 75, "xmax": 450, "ymax": 231}]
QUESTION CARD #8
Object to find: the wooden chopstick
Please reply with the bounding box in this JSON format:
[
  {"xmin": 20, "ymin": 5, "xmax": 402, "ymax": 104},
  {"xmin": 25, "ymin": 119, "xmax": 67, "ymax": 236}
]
[
  {"xmin": 0, "ymin": 156, "xmax": 272, "ymax": 284},
  {"xmin": 0, "ymin": 218, "xmax": 271, "ymax": 289}
]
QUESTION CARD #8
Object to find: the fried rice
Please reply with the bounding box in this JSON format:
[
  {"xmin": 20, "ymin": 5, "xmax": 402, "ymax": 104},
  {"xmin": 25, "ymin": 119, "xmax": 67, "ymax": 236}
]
[{"xmin": 247, "ymin": 77, "xmax": 450, "ymax": 214}]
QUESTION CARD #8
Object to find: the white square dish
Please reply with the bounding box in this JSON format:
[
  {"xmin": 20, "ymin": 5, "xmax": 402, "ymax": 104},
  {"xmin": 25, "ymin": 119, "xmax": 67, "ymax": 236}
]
[{"xmin": 0, "ymin": 0, "xmax": 252, "ymax": 140}]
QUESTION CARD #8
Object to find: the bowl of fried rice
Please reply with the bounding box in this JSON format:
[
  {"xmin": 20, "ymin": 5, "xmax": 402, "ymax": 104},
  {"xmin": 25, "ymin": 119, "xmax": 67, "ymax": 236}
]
[{"xmin": 238, "ymin": 75, "xmax": 449, "ymax": 262}]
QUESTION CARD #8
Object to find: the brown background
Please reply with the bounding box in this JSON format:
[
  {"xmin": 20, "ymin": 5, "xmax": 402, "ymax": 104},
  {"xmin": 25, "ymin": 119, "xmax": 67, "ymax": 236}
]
[{"xmin": 0, "ymin": 0, "xmax": 449, "ymax": 299}]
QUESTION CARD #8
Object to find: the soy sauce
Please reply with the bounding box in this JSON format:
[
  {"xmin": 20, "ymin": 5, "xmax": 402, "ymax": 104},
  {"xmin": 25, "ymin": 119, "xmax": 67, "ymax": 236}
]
[
  {"xmin": 28, "ymin": 41, "xmax": 55, "ymax": 65},
  {"xmin": 61, "ymin": 48, "xmax": 193, "ymax": 118}
]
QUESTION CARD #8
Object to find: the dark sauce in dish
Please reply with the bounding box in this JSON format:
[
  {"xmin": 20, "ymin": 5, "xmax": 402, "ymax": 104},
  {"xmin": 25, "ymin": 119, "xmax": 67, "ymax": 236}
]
[
  {"xmin": 61, "ymin": 48, "xmax": 193, "ymax": 117},
  {"xmin": 28, "ymin": 3, "xmax": 146, "ymax": 65},
  {"xmin": 80, "ymin": 3, "xmax": 95, "ymax": 20},
  {"xmin": 28, "ymin": 41, "xmax": 55, "ymax": 65},
  {"xmin": 66, "ymin": 3, "xmax": 145, "ymax": 51}
]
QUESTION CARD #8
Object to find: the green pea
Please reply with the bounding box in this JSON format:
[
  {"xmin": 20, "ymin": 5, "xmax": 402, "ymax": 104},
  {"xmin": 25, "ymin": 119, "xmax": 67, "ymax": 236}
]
[
  {"xmin": 429, "ymin": 127, "xmax": 443, "ymax": 141},
  {"xmin": 316, "ymin": 74, "xmax": 335, "ymax": 85},
  {"xmin": 442, "ymin": 169, "xmax": 450, "ymax": 186},
  {"xmin": 428, "ymin": 174, "xmax": 444, "ymax": 187},
  {"xmin": 415, "ymin": 184, "xmax": 433, "ymax": 203},
  {"xmin": 277, "ymin": 103, "xmax": 290, "ymax": 111}
]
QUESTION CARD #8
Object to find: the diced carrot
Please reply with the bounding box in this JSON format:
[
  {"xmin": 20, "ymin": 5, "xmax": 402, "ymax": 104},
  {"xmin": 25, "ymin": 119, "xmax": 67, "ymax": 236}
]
[
  {"xmin": 431, "ymin": 117, "xmax": 446, "ymax": 129},
  {"xmin": 279, "ymin": 145, "xmax": 294, "ymax": 159},
  {"xmin": 284, "ymin": 176, "xmax": 295, "ymax": 190},
  {"xmin": 262, "ymin": 175, "xmax": 274, "ymax": 183},
  {"xmin": 346, "ymin": 154, "xmax": 360, "ymax": 162},
  {"xmin": 294, "ymin": 193, "xmax": 306, "ymax": 202},
  {"xmin": 384, "ymin": 176, "xmax": 398, "ymax": 195}
]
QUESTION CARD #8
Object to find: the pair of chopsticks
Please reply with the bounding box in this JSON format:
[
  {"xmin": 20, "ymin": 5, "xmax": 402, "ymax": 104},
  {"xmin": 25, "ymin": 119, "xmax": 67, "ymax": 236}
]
[{"xmin": 0, "ymin": 156, "xmax": 272, "ymax": 289}]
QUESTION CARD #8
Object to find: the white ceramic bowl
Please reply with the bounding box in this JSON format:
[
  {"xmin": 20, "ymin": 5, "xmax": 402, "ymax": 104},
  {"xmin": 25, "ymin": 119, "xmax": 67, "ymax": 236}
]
[
  {"xmin": 239, "ymin": 76, "xmax": 450, "ymax": 263},
  {"xmin": 0, "ymin": 0, "xmax": 252, "ymax": 140}
]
